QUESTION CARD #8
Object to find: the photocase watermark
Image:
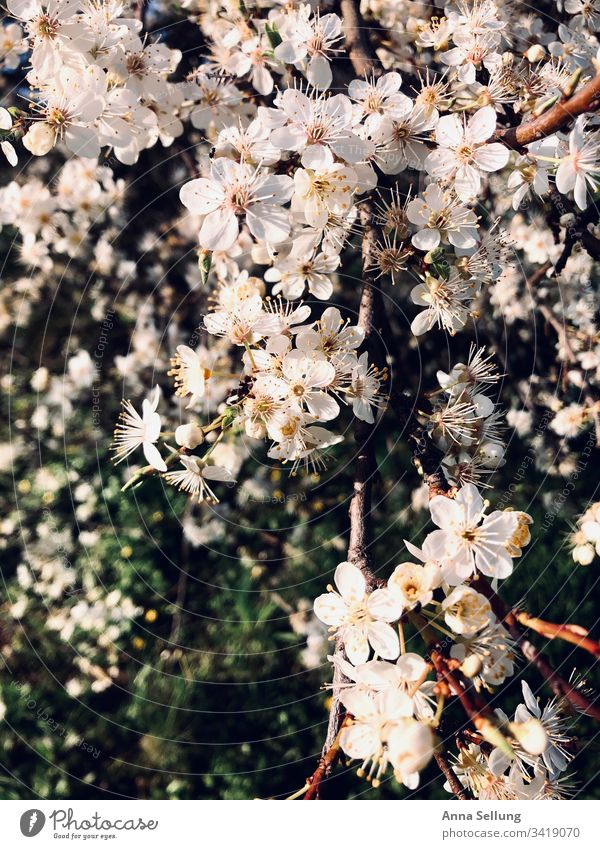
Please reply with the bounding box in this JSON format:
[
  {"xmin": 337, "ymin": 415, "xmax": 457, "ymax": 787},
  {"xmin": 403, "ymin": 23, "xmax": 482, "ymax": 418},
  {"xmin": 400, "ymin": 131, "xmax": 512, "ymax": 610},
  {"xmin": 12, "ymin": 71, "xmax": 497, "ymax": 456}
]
[
  {"xmin": 18, "ymin": 808, "xmax": 158, "ymax": 840},
  {"xmin": 11, "ymin": 681, "xmax": 101, "ymax": 759},
  {"xmin": 247, "ymin": 492, "xmax": 308, "ymax": 504},
  {"xmin": 20, "ymin": 810, "xmax": 46, "ymax": 837}
]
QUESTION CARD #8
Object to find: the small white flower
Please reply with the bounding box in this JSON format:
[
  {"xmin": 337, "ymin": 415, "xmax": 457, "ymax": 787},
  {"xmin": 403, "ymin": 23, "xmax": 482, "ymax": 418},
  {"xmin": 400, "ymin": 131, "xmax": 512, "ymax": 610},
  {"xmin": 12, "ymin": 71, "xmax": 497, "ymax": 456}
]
[
  {"xmin": 348, "ymin": 72, "xmax": 412, "ymax": 123},
  {"xmin": 410, "ymin": 271, "xmax": 473, "ymax": 337},
  {"xmin": 296, "ymin": 306, "xmax": 365, "ymax": 357},
  {"xmin": 314, "ymin": 561, "xmax": 402, "ymax": 663},
  {"xmin": 406, "ymin": 183, "xmax": 479, "ymax": 251},
  {"xmin": 180, "ymin": 159, "xmax": 294, "ymax": 250},
  {"xmin": 163, "ymin": 456, "xmax": 234, "ymax": 503},
  {"xmin": 270, "ymin": 88, "xmax": 370, "ymax": 167},
  {"xmin": 387, "ymin": 718, "xmax": 434, "ymax": 788},
  {"xmin": 348, "ymin": 352, "xmax": 384, "ymax": 424},
  {"xmin": 425, "ymin": 483, "xmax": 520, "ymax": 580},
  {"xmin": 338, "ymin": 687, "xmax": 415, "ymax": 785},
  {"xmin": 112, "ymin": 386, "xmax": 167, "ymax": 472},
  {"xmin": 555, "ymin": 116, "xmax": 600, "ymax": 210},
  {"xmin": 204, "ymin": 295, "xmax": 282, "ymax": 346},
  {"xmin": 551, "ymin": 403, "xmax": 586, "ymax": 438},
  {"xmin": 265, "ymin": 248, "xmax": 340, "ymax": 300},
  {"xmin": 292, "ymin": 145, "xmax": 357, "ymax": 229},
  {"xmin": 332, "ymin": 652, "xmax": 436, "ymax": 720},
  {"xmin": 168, "ymin": 345, "xmax": 212, "ymax": 409},
  {"xmin": 388, "ymin": 561, "xmax": 441, "ymax": 610},
  {"xmin": 442, "ymin": 586, "xmax": 493, "ymax": 635},
  {"xmin": 425, "ymin": 106, "xmax": 509, "ymax": 201},
  {"xmin": 281, "ymin": 350, "xmax": 339, "ymax": 421},
  {"xmin": 274, "ymin": 9, "xmax": 342, "ymax": 90},
  {"xmin": 370, "ymin": 103, "xmax": 437, "ymax": 174}
]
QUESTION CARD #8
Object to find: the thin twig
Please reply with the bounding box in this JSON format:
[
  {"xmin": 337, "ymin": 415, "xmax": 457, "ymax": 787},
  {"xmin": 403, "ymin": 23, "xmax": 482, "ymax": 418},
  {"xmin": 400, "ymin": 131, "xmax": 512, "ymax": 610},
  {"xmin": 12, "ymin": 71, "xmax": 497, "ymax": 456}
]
[
  {"xmin": 496, "ymin": 72, "xmax": 600, "ymax": 149},
  {"xmin": 515, "ymin": 612, "xmax": 600, "ymax": 659}
]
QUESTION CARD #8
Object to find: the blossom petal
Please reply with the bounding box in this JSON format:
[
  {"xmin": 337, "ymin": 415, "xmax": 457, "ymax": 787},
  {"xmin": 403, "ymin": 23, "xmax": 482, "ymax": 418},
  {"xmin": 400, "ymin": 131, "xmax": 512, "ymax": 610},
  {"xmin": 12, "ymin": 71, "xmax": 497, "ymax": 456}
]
[
  {"xmin": 473, "ymin": 142, "xmax": 509, "ymax": 172},
  {"xmin": 367, "ymin": 620, "xmax": 400, "ymax": 660},
  {"xmin": 367, "ymin": 588, "xmax": 402, "ymax": 622},
  {"xmin": 180, "ymin": 178, "xmax": 224, "ymax": 214},
  {"xmin": 199, "ymin": 209, "xmax": 239, "ymax": 250},
  {"xmin": 143, "ymin": 442, "xmax": 167, "ymax": 472},
  {"xmin": 344, "ymin": 626, "xmax": 371, "ymax": 664},
  {"xmin": 339, "ymin": 723, "xmax": 379, "ymax": 760},
  {"xmin": 246, "ymin": 204, "xmax": 290, "ymax": 244},
  {"xmin": 313, "ymin": 592, "xmax": 346, "ymax": 626},
  {"xmin": 334, "ymin": 561, "xmax": 366, "ymax": 600},
  {"xmin": 467, "ymin": 106, "xmax": 497, "ymax": 143}
]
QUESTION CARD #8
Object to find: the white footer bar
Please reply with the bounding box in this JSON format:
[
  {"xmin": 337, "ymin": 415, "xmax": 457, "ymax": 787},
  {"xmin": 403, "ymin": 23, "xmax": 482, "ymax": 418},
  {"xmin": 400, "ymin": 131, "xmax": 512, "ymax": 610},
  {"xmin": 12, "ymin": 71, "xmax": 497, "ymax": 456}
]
[{"xmin": 0, "ymin": 799, "xmax": 598, "ymax": 848}]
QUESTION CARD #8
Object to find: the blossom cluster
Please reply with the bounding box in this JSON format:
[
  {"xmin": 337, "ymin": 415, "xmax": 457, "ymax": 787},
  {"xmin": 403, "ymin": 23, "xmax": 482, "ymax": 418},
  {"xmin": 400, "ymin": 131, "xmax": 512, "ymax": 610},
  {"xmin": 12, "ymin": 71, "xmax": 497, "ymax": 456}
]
[
  {"xmin": 2, "ymin": 0, "xmax": 599, "ymax": 801},
  {"xmin": 112, "ymin": 298, "xmax": 384, "ymax": 498},
  {"xmin": 0, "ymin": 157, "xmax": 124, "ymax": 272},
  {"xmin": 312, "ymin": 482, "xmax": 537, "ymax": 789}
]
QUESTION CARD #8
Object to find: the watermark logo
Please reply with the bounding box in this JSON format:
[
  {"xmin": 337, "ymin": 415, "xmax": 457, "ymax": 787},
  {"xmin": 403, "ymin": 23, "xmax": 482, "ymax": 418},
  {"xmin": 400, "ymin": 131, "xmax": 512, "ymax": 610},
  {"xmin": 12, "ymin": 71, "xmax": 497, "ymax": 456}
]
[{"xmin": 19, "ymin": 810, "xmax": 46, "ymax": 837}]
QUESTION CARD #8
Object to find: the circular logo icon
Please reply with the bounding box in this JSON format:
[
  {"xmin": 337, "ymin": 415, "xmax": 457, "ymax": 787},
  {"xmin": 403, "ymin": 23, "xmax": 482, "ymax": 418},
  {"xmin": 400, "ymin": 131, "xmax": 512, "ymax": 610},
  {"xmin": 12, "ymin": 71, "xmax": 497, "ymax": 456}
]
[{"xmin": 19, "ymin": 810, "xmax": 46, "ymax": 837}]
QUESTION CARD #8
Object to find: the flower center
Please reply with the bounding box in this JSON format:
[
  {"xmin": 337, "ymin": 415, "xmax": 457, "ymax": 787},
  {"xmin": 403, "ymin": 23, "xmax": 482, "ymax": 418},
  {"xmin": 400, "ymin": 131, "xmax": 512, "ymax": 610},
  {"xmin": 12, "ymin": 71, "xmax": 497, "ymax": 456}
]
[
  {"xmin": 34, "ymin": 14, "xmax": 58, "ymax": 39},
  {"xmin": 456, "ymin": 142, "xmax": 474, "ymax": 162},
  {"xmin": 127, "ymin": 54, "xmax": 147, "ymax": 77}
]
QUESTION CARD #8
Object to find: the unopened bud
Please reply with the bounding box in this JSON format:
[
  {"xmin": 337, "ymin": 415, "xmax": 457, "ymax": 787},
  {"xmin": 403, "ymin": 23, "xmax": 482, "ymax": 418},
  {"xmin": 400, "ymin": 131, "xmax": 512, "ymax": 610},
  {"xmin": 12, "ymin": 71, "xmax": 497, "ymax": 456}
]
[
  {"xmin": 525, "ymin": 44, "xmax": 545, "ymax": 63},
  {"xmin": 175, "ymin": 422, "xmax": 204, "ymax": 449},
  {"xmin": 22, "ymin": 122, "xmax": 55, "ymax": 156}
]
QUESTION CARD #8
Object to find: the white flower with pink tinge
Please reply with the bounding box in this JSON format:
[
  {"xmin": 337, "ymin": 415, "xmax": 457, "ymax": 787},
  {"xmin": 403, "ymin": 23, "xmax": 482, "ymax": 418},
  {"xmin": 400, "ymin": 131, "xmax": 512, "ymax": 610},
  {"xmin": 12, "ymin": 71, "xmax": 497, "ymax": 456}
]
[
  {"xmin": 555, "ymin": 116, "xmax": 600, "ymax": 211},
  {"xmin": 406, "ymin": 183, "xmax": 479, "ymax": 251},
  {"xmin": 423, "ymin": 483, "xmax": 520, "ymax": 581},
  {"xmin": 314, "ymin": 561, "xmax": 402, "ymax": 663},
  {"xmin": 270, "ymin": 88, "xmax": 371, "ymax": 167},
  {"xmin": 179, "ymin": 159, "xmax": 294, "ymax": 251},
  {"xmin": 425, "ymin": 106, "xmax": 509, "ymax": 202}
]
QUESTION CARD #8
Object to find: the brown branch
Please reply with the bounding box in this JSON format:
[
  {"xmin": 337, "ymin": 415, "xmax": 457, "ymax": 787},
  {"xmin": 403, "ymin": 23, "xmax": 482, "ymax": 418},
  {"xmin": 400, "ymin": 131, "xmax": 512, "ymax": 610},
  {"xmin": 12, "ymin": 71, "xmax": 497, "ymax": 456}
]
[
  {"xmin": 472, "ymin": 575, "xmax": 600, "ymax": 721},
  {"xmin": 303, "ymin": 4, "xmax": 388, "ymax": 800},
  {"xmin": 496, "ymin": 72, "xmax": 600, "ymax": 150},
  {"xmin": 305, "ymin": 202, "xmax": 385, "ymax": 799},
  {"xmin": 303, "ymin": 716, "xmax": 348, "ymax": 799},
  {"xmin": 338, "ymin": 0, "xmax": 383, "ymax": 78},
  {"xmin": 433, "ymin": 752, "xmax": 472, "ymax": 800},
  {"xmin": 515, "ymin": 612, "xmax": 600, "ymax": 659},
  {"xmin": 430, "ymin": 649, "xmax": 490, "ymax": 725}
]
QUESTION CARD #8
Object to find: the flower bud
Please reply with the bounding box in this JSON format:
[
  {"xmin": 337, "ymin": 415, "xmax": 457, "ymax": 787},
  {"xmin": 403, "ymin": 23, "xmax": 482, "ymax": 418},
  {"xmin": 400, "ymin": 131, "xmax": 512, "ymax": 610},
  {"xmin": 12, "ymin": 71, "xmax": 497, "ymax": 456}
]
[
  {"xmin": 573, "ymin": 543, "xmax": 595, "ymax": 565},
  {"xmin": 479, "ymin": 441, "xmax": 505, "ymax": 468},
  {"xmin": 525, "ymin": 44, "xmax": 545, "ymax": 63},
  {"xmin": 175, "ymin": 422, "xmax": 204, "ymax": 449},
  {"xmin": 22, "ymin": 122, "xmax": 55, "ymax": 156}
]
